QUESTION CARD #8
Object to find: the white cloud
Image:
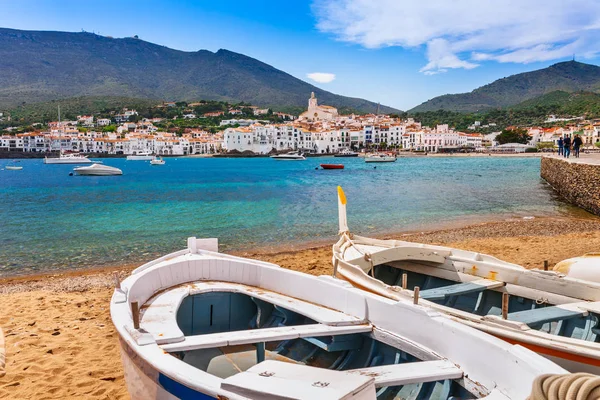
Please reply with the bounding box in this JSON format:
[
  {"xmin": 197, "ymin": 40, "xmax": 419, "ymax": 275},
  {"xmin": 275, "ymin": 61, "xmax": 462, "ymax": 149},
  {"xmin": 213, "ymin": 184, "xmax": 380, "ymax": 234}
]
[
  {"xmin": 307, "ymin": 72, "xmax": 336, "ymax": 83},
  {"xmin": 313, "ymin": 0, "xmax": 600, "ymax": 74}
]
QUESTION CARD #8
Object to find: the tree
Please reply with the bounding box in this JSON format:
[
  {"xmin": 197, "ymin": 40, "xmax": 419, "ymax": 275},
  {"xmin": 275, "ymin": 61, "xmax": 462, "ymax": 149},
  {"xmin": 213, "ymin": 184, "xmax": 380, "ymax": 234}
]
[{"xmin": 496, "ymin": 127, "xmax": 529, "ymax": 144}]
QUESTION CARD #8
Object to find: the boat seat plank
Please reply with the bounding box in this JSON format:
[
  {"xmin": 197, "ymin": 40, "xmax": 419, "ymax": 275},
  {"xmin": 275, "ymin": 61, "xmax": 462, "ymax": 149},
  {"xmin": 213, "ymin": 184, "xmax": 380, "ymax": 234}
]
[
  {"xmin": 420, "ymin": 279, "xmax": 504, "ymax": 301},
  {"xmin": 140, "ymin": 280, "xmax": 365, "ymax": 345},
  {"xmin": 221, "ymin": 360, "xmax": 375, "ymax": 399},
  {"xmin": 508, "ymin": 306, "xmax": 588, "ymax": 326},
  {"xmin": 348, "ymin": 360, "xmax": 463, "ymax": 388},
  {"xmin": 188, "ymin": 281, "xmax": 364, "ymax": 326},
  {"xmin": 161, "ymin": 323, "xmax": 373, "ymax": 353}
]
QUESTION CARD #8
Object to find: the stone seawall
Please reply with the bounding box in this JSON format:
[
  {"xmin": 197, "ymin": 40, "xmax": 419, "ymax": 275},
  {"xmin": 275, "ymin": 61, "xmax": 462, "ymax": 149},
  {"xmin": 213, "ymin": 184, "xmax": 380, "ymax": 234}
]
[{"xmin": 541, "ymin": 156, "xmax": 600, "ymax": 215}]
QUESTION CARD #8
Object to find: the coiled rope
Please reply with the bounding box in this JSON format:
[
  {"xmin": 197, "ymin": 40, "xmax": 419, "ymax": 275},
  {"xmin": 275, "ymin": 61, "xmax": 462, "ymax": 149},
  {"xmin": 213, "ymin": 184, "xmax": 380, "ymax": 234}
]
[{"xmin": 528, "ymin": 373, "xmax": 600, "ymax": 400}]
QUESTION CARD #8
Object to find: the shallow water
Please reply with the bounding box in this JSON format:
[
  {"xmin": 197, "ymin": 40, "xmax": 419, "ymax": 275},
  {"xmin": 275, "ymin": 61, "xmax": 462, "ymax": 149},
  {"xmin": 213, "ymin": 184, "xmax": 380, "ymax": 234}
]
[{"xmin": 0, "ymin": 156, "xmax": 582, "ymax": 275}]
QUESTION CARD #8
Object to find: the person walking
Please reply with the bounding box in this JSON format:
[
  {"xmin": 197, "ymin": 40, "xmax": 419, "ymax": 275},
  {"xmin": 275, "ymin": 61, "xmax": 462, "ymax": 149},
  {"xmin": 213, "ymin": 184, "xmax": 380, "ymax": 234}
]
[
  {"xmin": 557, "ymin": 137, "xmax": 564, "ymax": 156},
  {"xmin": 573, "ymin": 134, "xmax": 583, "ymax": 158},
  {"xmin": 563, "ymin": 135, "xmax": 572, "ymax": 158}
]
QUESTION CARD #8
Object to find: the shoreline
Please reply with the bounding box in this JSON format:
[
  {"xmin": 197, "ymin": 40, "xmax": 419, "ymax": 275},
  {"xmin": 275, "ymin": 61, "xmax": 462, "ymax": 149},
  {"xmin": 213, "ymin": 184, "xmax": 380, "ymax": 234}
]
[
  {"xmin": 2, "ymin": 214, "xmax": 599, "ymax": 290},
  {"xmin": 1, "ymin": 151, "xmax": 549, "ymax": 160}
]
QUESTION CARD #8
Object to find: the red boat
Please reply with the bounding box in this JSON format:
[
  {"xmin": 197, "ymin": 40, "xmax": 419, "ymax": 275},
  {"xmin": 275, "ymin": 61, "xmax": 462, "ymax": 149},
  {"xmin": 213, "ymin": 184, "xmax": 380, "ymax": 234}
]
[{"xmin": 320, "ymin": 164, "xmax": 344, "ymax": 169}]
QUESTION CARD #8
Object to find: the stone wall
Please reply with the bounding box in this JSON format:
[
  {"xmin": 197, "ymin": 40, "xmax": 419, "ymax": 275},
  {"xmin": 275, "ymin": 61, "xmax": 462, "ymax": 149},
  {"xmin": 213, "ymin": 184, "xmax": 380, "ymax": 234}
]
[{"xmin": 541, "ymin": 156, "xmax": 600, "ymax": 215}]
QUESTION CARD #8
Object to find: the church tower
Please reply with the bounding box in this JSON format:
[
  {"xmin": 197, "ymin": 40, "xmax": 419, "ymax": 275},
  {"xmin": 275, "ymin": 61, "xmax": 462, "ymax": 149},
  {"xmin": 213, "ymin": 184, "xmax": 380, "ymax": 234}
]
[{"xmin": 308, "ymin": 92, "xmax": 318, "ymax": 113}]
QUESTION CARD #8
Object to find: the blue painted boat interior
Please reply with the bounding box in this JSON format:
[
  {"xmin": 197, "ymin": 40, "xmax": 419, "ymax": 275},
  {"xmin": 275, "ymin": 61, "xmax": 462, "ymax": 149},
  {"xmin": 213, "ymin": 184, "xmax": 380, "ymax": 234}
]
[
  {"xmin": 374, "ymin": 264, "xmax": 600, "ymax": 342},
  {"xmin": 173, "ymin": 291, "xmax": 474, "ymax": 400}
]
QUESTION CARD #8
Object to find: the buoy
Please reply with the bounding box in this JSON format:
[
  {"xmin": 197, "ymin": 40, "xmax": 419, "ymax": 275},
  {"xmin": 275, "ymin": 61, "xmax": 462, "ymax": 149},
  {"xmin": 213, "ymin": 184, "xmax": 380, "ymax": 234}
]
[
  {"xmin": 374, "ymin": 166, "xmax": 377, "ymax": 169},
  {"xmin": 69, "ymin": 172, "xmax": 73, "ymax": 176},
  {"xmin": 315, "ymin": 167, "xmax": 318, "ymax": 170}
]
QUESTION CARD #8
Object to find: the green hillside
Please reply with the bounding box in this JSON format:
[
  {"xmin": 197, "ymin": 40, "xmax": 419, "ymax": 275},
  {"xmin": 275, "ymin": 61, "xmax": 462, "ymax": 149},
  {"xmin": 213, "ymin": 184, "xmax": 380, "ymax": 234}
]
[
  {"xmin": 0, "ymin": 28, "xmax": 397, "ymax": 114},
  {"xmin": 411, "ymin": 61, "xmax": 600, "ymax": 113}
]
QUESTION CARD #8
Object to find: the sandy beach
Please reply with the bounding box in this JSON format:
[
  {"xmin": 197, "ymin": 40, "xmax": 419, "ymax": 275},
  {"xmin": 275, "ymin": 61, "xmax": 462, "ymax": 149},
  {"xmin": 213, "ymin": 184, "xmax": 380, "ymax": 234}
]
[{"xmin": 2, "ymin": 216, "xmax": 600, "ymax": 399}]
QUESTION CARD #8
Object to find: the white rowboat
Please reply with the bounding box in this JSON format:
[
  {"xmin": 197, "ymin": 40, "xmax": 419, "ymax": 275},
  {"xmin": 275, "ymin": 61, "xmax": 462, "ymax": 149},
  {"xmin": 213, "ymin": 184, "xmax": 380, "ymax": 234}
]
[
  {"xmin": 111, "ymin": 236, "xmax": 564, "ymax": 400},
  {"xmin": 333, "ymin": 186, "xmax": 600, "ymax": 374}
]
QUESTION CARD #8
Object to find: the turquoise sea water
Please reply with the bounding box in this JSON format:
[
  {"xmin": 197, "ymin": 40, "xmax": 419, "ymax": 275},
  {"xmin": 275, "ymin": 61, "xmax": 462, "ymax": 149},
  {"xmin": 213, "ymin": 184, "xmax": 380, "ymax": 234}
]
[{"xmin": 0, "ymin": 156, "xmax": 581, "ymax": 275}]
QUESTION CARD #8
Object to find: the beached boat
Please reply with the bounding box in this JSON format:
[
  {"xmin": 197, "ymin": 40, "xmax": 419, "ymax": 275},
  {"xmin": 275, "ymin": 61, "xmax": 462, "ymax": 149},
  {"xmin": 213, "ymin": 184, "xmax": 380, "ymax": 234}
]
[
  {"xmin": 127, "ymin": 151, "xmax": 154, "ymax": 161},
  {"xmin": 73, "ymin": 163, "xmax": 122, "ymax": 176},
  {"xmin": 270, "ymin": 151, "xmax": 306, "ymax": 160},
  {"xmin": 44, "ymin": 152, "xmax": 93, "ymax": 164},
  {"xmin": 332, "ymin": 186, "xmax": 600, "ymax": 374},
  {"xmin": 111, "ymin": 236, "xmax": 564, "ymax": 400},
  {"xmin": 5, "ymin": 166, "xmax": 23, "ymax": 170},
  {"xmin": 334, "ymin": 149, "xmax": 359, "ymax": 157},
  {"xmin": 364, "ymin": 153, "xmax": 396, "ymax": 163},
  {"xmin": 150, "ymin": 156, "xmax": 165, "ymax": 165},
  {"xmin": 320, "ymin": 164, "xmax": 344, "ymax": 169}
]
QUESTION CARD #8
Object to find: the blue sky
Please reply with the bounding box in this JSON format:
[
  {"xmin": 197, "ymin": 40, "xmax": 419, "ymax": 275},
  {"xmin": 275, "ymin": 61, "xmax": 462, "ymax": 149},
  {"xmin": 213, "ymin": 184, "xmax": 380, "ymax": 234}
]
[{"xmin": 1, "ymin": 0, "xmax": 600, "ymax": 111}]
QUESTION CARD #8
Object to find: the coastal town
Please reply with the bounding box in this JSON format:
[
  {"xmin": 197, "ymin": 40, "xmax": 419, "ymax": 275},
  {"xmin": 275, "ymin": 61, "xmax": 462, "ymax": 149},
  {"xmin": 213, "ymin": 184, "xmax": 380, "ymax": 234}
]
[{"xmin": 3, "ymin": 93, "xmax": 600, "ymax": 157}]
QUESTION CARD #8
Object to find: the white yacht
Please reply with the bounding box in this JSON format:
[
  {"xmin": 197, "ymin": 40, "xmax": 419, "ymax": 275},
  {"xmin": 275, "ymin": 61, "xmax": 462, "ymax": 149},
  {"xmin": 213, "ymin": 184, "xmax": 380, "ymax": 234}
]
[
  {"xmin": 150, "ymin": 156, "xmax": 165, "ymax": 165},
  {"xmin": 364, "ymin": 153, "xmax": 397, "ymax": 163},
  {"xmin": 270, "ymin": 151, "xmax": 306, "ymax": 160},
  {"xmin": 334, "ymin": 149, "xmax": 359, "ymax": 157},
  {"xmin": 73, "ymin": 163, "xmax": 122, "ymax": 176},
  {"xmin": 44, "ymin": 152, "xmax": 93, "ymax": 164},
  {"xmin": 127, "ymin": 151, "xmax": 154, "ymax": 161}
]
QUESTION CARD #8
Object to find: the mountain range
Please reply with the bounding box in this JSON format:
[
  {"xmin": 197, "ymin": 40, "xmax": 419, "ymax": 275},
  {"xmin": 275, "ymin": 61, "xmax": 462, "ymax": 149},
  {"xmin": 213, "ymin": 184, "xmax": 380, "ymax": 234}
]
[
  {"xmin": 0, "ymin": 28, "xmax": 397, "ymax": 114},
  {"xmin": 411, "ymin": 61, "xmax": 600, "ymax": 113}
]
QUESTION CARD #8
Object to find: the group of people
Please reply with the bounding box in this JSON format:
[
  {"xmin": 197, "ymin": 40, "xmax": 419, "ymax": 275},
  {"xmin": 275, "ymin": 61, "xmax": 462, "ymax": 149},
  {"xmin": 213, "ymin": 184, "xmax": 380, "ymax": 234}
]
[{"xmin": 557, "ymin": 135, "xmax": 583, "ymax": 158}]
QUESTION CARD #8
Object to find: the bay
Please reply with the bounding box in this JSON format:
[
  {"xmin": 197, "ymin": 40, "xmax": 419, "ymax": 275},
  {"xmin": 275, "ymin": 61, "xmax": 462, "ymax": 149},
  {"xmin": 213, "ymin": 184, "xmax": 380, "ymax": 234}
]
[{"xmin": 0, "ymin": 156, "xmax": 581, "ymax": 275}]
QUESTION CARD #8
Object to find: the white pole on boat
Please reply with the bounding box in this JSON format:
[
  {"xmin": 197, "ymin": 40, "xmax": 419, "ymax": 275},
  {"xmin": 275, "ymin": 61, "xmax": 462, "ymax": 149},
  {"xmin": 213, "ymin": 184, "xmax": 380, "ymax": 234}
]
[
  {"xmin": 131, "ymin": 301, "xmax": 140, "ymax": 329},
  {"xmin": 502, "ymin": 293, "xmax": 509, "ymax": 320},
  {"xmin": 337, "ymin": 186, "xmax": 349, "ymax": 234},
  {"xmin": 413, "ymin": 287, "xmax": 420, "ymax": 304}
]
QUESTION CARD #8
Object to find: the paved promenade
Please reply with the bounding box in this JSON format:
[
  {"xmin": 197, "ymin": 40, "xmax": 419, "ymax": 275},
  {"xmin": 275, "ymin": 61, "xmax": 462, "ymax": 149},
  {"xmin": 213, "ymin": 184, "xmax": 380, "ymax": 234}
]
[{"xmin": 543, "ymin": 152, "xmax": 600, "ymax": 165}]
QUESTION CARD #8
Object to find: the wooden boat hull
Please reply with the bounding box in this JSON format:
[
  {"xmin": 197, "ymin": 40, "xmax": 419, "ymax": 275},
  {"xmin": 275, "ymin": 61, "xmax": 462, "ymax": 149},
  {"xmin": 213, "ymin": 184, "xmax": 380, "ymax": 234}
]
[
  {"xmin": 332, "ymin": 185, "xmax": 600, "ymax": 375},
  {"xmin": 320, "ymin": 164, "xmax": 344, "ymax": 169}
]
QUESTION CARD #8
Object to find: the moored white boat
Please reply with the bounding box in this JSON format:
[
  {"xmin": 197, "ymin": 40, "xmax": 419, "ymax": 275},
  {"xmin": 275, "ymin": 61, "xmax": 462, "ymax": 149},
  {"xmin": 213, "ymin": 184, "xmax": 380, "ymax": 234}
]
[
  {"xmin": 150, "ymin": 156, "xmax": 165, "ymax": 165},
  {"xmin": 73, "ymin": 163, "xmax": 122, "ymax": 176},
  {"xmin": 127, "ymin": 151, "xmax": 154, "ymax": 161},
  {"xmin": 44, "ymin": 152, "xmax": 93, "ymax": 164},
  {"xmin": 334, "ymin": 149, "xmax": 359, "ymax": 157},
  {"xmin": 270, "ymin": 151, "xmax": 306, "ymax": 160},
  {"xmin": 364, "ymin": 153, "xmax": 396, "ymax": 163},
  {"xmin": 5, "ymin": 166, "xmax": 23, "ymax": 170},
  {"xmin": 111, "ymin": 236, "xmax": 564, "ymax": 400},
  {"xmin": 333, "ymin": 186, "xmax": 600, "ymax": 374}
]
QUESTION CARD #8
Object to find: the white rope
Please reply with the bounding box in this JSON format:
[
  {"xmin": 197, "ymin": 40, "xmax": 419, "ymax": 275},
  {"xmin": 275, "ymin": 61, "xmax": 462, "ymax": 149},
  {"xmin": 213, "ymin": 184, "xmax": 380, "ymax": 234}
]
[{"xmin": 528, "ymin": 373, "xmax": 600, "ymax": 400}]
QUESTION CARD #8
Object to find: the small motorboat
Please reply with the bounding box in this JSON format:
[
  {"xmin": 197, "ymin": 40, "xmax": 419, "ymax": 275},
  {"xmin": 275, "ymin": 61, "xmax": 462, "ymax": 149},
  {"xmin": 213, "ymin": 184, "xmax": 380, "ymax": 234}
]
[
  {"xmin": 73, "ymin": 163, "xmax": 122, "ymax": 176},
  {"xmin": 334, "ymin": 149, "xmax": 359, "ymax": 157},
  {"xmin": 127, "ymin": 151, "xmax": 154, "ymax": 161},
  {"xmin": 111, "ymin": 237, "xmax": 564, "ymax": 400},
  {"xmin": 5, "ymin": 166, "xmax": 23, "ymax": 170},
  {"xmin": 364, "ymin": 153, "xmax": 396, "ymax": 163},
  {"xmin": 332, "ymin": 186, "xmax": 600, "ymax": 374},
  {"xmin": 320, "ymin": 164, "xmax": 344, "ymax": 169},
  {"xmin": 150, "ymin": 156, "xmax": 165, "ymax": 165},
  {"xmin": 270, "ymin": 151, "xmax": 306, "ymax": 160}
]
